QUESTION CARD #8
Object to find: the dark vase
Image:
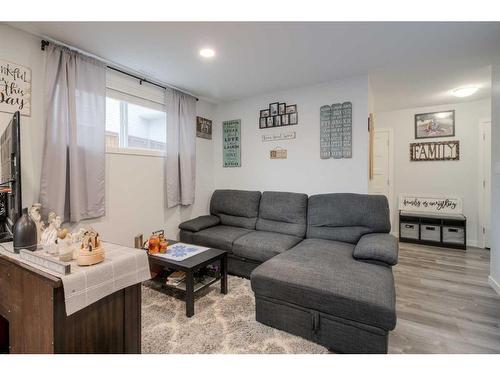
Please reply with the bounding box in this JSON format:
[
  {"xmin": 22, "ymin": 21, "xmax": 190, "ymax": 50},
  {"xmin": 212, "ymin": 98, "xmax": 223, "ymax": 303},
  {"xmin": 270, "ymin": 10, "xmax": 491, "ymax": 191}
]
[{"xmin": 13, "ymin": 207, "xmax": 37, "ymax": 252}]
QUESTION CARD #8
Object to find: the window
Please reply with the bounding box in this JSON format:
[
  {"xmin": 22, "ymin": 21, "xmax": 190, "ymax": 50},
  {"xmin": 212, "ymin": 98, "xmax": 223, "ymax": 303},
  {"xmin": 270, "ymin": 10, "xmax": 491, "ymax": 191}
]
[{"xmin": 105, "ymin": 94, "xmax": 166, "ymax": 153}]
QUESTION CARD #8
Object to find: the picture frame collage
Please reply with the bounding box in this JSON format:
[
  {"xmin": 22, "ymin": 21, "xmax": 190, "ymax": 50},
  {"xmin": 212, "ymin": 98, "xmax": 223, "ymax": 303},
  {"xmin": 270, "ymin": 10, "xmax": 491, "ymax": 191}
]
[{"xmin": 259, "ymin": 102, "xmax": 298, "ymax": 129}]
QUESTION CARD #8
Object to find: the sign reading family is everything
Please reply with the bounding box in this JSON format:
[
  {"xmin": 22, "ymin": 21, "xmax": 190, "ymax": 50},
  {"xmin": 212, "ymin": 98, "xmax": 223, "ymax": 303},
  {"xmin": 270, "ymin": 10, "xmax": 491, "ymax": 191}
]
[
  {"xmin": 0, "ymin": 59, "xmax": 31, "ymax": 116},
  {"xmin": 399, "ymin": 195, "xmax": 462, "ymax": 215},
  {"xmin": 223, "ymin": 119, "xmax": 241, "ymax": 167}
]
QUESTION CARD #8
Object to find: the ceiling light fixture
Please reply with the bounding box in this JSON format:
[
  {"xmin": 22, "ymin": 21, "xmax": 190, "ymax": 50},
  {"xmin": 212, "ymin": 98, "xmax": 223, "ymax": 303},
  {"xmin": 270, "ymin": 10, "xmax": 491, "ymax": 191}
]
[
  {"xmin": 199, "ymin": 48, "xmax": 215, "ymax": 58},
  {"xmin": 451, "ymin": 86, "xmax": 479, "ymax": 98}
]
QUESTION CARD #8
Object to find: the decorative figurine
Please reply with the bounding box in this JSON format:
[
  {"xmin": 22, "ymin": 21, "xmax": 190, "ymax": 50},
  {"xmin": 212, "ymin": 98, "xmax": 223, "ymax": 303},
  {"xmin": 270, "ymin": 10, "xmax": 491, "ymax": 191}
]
[
  {"xmin": 76, "ymin": 228, "xmax": 105, "ymax": 266},
  {"xmin": 41, "ymin": 212, "xmax": 61, "ymax": 244},
  {"xmin": 29, "ymin": 203, "xmax": 45, "ymax": 246},
  {"xmin": 57, "ymin": 228, "xmax": 73, "ymax": 262}
]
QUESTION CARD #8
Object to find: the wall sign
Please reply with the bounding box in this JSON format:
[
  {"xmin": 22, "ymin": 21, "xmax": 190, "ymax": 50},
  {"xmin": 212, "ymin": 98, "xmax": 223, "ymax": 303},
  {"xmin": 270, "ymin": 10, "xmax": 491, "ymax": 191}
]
[
  {"xmin": 399, "ymin": 195, "xmax": 462, "ymax": 215},
  {"xmin": 259, "ymin": 102, "xmax": 298, "ymax": 128},
  {"xmin": 0, "ymin": 59, "xmax": 31, "ymax": 116},
  {"xmin": 410, "ymin": 140, "xmax": 459, "ymax": 161},
  {"xmin": 223, "ymin": 119, "xmax": 241, "ymax": 167},
  {"xmin": 270, "ymin": 147, "xmax": 287, "ymax": 159},
  {"xmin": 196, "ymin": 116, "xmax": 212, "ymax": 139},
  {"xmin": 320, "ymin": 102, "xmax": 352, "ymax": 159},
  {"xmin": 262, "ymin": 131, "xmax": 296, "ymax": 142}
]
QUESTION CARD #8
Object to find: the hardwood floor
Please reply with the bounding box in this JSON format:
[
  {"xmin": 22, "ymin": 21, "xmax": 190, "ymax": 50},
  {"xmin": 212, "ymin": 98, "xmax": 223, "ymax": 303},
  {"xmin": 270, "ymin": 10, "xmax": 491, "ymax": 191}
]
[{"xmin": 389, "ymin": 243, "xmax": 500, "ymax": 353}]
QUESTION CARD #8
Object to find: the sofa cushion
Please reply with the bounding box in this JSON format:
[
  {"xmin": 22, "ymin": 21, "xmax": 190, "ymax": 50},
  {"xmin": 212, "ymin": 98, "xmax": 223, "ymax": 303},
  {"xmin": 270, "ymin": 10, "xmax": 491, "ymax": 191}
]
[
  {"xmin": 179, "ymin": 215, "xmax": 220, "ymax": 232},
  {"xmin": 256, "ymin": 191, "xmax": 308, "ymax": 237},
  {"xmin": 233, "ymin": 231, "xmax": 302, "ymax": 263},
  {"xmin": 354, "ymin": 233, "xmax": 399, "ymax": 266},
  {"xmin": 210, "ymin": 190, "xmax": 261, "ymax": 229},
  {"xmin": 307, "ymin": 193, "xmax": 391, "ymax": 243},
  {"xmin": 251, "ymin": 238, "xmax": 396, "ymax": 331},
  {"xmin": 191, "ymin": 225, "xmax": 251, "ymax": 251}
]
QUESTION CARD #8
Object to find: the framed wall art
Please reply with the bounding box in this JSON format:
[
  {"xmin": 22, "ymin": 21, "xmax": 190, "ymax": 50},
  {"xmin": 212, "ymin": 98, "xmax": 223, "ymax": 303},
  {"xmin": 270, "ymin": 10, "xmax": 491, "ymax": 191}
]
[
  {"xmin": 223, "ymin": 119, "xmax": 241, "ymax": 167},
  {"xmin": 415, "ymin": 110, "xmax": 455, "ymax": 139},
  {"xmin": 196, "ymin": 116, "xmax": 212, "ymax": 139},
  {"xmin": 259, "ymin": 101, "xmax": 298, "ymax": 129},
  {"xmin": 0, "ymin": 58, "xmax": 32, "ymax": 116}
]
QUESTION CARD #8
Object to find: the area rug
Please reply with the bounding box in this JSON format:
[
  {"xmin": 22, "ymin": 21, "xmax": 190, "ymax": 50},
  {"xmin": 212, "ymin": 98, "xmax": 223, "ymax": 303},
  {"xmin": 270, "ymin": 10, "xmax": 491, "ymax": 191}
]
[{"xmin": 141, "ymin": 275, "xmax": 329, "ymax": 354}]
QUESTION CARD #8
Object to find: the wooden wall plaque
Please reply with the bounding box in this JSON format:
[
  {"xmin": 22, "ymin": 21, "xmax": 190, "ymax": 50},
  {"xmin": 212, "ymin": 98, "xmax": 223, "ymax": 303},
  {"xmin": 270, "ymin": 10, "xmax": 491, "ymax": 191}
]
[{"xmin": 410, "ymin": 140, "xmax": 459, "ymax": 161}]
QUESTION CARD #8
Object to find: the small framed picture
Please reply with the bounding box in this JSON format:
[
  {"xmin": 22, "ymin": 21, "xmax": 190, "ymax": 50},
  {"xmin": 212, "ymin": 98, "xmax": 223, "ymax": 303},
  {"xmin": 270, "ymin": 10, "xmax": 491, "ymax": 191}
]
[
  {"xmin": 289, "ymin": 112, "xmax": 298, "ymax": 125},
  {"xmin": 259, "ymin": 117, "xmax": 266, "ymax": 129},
  {"xmin": 260, "ymin": 109, "xmax": 270, "ymax": 118},
  {"xmin": 274, "ymin": 115, "xmax": 281, "ymax": 126},
  {"xmin": 269, "ymin": 102, "xmax": 279, "ymax": 116},
  {"xmin": 281, "ymin": 114, "xmax": 289, "ymax": 125},
  {"xmin": 266, "ymin": 116, "xmax": 274, "ymax": 127},
  {"xmin": 286, "ymin": 104, "xmax": 297, "ymax": 114},
  {"xmin": 278, "ymin": 103, "xmax": 286, "ymax": 115}
]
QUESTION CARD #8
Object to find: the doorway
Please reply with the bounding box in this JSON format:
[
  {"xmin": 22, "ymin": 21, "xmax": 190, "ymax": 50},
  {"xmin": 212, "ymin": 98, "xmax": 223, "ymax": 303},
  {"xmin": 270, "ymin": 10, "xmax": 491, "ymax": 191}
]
[
  {"xmin": 479, "ymin": 120, "xmax": 491, "ymax": 249},
  {"xmin": 369, "ymin": 128, "xmax": 393, "ymax": 222}
]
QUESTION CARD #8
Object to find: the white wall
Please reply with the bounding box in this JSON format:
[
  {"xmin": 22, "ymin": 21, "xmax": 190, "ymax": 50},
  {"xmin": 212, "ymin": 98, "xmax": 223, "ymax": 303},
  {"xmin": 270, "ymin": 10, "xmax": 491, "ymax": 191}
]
[
  {"xmin": 490, "ymin": 64, "xmax": 500, "ymax": 294},
  {"xmin": 0, "ymin": 24, "xmax": 216, "ymax": 247},
  {"xmin": 213, "ymin": 76, "xmax": 370, "ymax": 194},
  {"xmin": 375, "ymin": 99, "xmax": 491, "ymax": 247}
]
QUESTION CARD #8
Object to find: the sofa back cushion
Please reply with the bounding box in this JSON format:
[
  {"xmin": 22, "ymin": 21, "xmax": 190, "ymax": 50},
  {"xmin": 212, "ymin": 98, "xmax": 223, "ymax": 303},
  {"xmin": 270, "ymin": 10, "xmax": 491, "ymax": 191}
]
[
  {"xmin": 210, "ymin": 189, "xmax": 262, "ymax": 229},
  {"xmin": 307, "ymin": 193, "xmax": 390, "ymax": 243},
  {"xmin": 256, "ymin": 191, "xmax": 308, "ymax": 237}
]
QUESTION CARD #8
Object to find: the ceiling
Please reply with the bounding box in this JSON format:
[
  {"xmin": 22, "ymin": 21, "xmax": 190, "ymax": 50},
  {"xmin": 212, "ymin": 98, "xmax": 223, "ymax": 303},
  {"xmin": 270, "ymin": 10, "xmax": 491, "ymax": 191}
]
[{"xmin": 9, "ymin": 22, "xmax": 500, "ymax": 111}]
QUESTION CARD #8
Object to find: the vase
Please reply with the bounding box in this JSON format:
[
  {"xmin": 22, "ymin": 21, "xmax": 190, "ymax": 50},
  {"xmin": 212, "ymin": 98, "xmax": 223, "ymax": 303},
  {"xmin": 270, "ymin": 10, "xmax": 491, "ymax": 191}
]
[{"xmin": 13, "ymin": 207, "xmax": 38, "ymax": 252}]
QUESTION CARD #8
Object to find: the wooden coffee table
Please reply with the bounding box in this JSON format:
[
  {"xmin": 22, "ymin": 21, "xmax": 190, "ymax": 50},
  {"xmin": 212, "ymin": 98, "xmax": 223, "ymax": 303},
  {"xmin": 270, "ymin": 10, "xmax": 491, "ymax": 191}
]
[{"xmin": 146, "ymin": 241, "xmax": 227, "ymax": 317}]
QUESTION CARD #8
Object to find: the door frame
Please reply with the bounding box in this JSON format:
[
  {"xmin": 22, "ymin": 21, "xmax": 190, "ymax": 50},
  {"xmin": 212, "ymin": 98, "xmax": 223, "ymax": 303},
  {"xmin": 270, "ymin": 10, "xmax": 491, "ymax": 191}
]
[
  {"xmin": 372, "ymin": 128, "xmax": 395, "ymax": 230},
  {"xmin": 478, "ymin": 119, "xmax": 491, "ymax": 249}
]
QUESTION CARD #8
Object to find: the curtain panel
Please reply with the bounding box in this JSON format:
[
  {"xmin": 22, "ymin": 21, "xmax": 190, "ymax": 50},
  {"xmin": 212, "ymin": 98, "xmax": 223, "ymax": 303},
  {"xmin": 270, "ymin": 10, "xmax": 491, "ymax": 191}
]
[
  {"xmin": 40, "ymin": 44, "xmax": 106, "ymax": 222},
  {"xmin": 165, "ymin": 88, "xmax": 197, "ymax": 208}
]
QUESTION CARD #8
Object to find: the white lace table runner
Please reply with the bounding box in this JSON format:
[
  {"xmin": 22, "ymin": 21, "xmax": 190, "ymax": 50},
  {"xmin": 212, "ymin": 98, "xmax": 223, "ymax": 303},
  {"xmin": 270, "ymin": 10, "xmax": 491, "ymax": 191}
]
[{"xmin": 0, "ymin": 241, "xmax": 151, "ymax": 316}]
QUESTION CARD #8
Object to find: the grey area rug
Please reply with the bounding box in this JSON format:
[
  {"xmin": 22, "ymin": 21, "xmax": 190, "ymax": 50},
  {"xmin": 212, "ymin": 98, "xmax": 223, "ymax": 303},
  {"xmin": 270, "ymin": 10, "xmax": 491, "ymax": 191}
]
[{"xmin": 141, "ymin": 275, "xmax": 329, "ymax": 354}]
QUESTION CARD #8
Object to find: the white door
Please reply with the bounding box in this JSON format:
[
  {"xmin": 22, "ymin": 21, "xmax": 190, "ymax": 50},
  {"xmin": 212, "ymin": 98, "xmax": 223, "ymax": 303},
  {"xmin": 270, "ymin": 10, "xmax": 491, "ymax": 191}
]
[
  {"xmin": 480, "ymin": 121, "xmax": 491, "ymax": 248},
  {"xmin": 369, "ymin": 129, "xmax": 391, "ymax": 199}
]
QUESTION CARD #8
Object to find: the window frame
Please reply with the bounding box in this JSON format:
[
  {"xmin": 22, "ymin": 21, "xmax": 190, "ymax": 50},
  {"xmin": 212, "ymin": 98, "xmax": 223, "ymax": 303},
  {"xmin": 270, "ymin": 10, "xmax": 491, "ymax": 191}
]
[{"xmin": 105, "ymin": 88, "xmax": 166, "ymax": 157}]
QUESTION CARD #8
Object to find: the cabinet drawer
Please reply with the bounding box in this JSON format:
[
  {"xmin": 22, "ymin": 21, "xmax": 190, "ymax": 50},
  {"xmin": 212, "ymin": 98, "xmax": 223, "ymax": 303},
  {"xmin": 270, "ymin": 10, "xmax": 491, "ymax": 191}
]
[
  {"xmin": 421, "ymin": 225, "xmax": 440, "ymax": 242},
  {"xmin": 443, "ymin": 226, "xmax": 465, "ymax": 244},
  {"xmin": 400, "ymin": 222, "xmax": 419, "ymax": 239}
]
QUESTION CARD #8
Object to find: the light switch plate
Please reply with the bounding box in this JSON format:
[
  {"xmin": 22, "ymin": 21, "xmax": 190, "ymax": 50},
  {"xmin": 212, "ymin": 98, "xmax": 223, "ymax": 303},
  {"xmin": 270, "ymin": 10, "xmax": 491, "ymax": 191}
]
[{"xmin": 495, "ymin": 162, "xmax": 500, "ymax": 174}]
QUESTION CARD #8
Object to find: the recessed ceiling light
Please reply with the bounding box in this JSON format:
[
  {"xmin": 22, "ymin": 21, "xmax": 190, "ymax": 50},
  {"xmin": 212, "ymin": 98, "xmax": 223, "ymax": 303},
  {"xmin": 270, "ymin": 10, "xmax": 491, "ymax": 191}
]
[
  {"xmin": 199, "ymin": 48, "xmax": 215, "ymax": 58},
  {"xmin": 452, "ymin": 86, "xmax": 479, "ymax": 98}
]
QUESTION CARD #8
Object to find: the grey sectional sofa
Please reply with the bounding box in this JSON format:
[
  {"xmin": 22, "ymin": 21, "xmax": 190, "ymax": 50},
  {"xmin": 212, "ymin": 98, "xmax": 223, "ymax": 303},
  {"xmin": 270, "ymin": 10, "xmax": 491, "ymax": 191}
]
[{"xmin": 179, "ymin": 189, "xmax": 398, "ymax": 353}]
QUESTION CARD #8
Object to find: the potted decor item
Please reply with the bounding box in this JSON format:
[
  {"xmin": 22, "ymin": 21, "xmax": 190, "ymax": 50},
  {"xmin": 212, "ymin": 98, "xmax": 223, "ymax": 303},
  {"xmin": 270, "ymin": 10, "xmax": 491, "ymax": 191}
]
[
  {"xmin": 13, "ymin": 207, "xmax": 38, "ymax": 252},
  {"xmin": 76, "ymin": 228, "xmax": 105, "ymax": 266}
]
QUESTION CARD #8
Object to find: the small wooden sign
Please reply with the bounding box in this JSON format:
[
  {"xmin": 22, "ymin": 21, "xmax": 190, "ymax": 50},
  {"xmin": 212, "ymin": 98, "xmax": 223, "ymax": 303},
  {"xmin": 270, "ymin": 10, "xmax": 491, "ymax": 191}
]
[
  {"xmin": 0, "ymin": 58, "xmax": 32, "ymax": 116},
  {"xmin": 262, "ymin": 131, "xmax": 296, "ymax": 142},
  {"xmin": 270, "ymin": 147, "xmax": 287, "ymax": 159},
  {"xmin": 410, "ymin": 140, "xmax": 459, "ymax": 161},
  {"xmin": 399, "ymin": 195, "xmax": 462, "ymax": 214}
]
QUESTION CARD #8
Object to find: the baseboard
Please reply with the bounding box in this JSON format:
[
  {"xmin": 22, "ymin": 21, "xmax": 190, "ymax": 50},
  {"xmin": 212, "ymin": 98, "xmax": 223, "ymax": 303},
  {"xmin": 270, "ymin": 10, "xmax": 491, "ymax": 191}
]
[{"xmin": 488, "ymin": 276, "xmax": 500, "ymax": 296}]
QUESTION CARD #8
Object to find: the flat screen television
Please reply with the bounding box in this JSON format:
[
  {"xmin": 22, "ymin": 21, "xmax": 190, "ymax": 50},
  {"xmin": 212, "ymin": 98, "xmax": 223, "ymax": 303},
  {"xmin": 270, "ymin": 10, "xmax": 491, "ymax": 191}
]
[{"xmin": 0, "ymin": 111, "xmax": 22, "ymax": 241}]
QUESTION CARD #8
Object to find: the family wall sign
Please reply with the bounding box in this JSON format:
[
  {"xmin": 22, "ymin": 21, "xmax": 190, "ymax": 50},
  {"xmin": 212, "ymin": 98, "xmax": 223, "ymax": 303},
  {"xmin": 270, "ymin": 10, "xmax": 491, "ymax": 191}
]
[{"xmin": 0, "ymin": 59, "xmax": 32, "ymax": 116}]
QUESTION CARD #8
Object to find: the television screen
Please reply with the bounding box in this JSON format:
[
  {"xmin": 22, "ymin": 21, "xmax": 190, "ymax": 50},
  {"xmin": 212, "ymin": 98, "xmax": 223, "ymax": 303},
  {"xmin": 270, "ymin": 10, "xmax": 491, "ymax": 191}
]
[{"xmin": 0, "ymin": 111, "xmax": 22, "ymax": 236}]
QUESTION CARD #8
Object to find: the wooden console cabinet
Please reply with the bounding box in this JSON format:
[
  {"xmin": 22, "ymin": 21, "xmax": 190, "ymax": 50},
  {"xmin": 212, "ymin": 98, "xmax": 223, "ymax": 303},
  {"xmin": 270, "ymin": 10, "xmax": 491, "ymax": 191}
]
[{"xmin": 0, "ymin": 254, "xmax": 141, "ymax": 354}]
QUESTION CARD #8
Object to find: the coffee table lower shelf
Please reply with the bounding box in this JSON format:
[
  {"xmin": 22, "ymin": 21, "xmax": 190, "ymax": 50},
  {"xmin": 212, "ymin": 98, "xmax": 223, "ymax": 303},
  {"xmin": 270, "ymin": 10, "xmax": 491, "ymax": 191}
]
[{"xmin": 146, "ymin": 244, "xmax": 228, "ymax": 317}]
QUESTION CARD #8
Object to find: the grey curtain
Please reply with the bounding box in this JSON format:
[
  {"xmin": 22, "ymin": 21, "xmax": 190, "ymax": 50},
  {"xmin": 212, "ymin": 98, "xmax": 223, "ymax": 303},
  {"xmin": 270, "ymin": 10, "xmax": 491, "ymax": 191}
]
[
  {"xmin": 165, "ymin": 88, "xmax": 197, "ymax": 208},
  {"xmin": 40, "ymin": 44, "xmax": 106, "ymax": 222}
]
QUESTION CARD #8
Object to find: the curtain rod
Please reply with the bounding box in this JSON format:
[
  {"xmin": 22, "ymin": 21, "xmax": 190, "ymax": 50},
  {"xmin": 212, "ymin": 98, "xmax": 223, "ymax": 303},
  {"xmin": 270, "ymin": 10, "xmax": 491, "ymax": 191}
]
[{"xmin": 40, "ymin": 39, "xmax": 199, "ymax": 101}]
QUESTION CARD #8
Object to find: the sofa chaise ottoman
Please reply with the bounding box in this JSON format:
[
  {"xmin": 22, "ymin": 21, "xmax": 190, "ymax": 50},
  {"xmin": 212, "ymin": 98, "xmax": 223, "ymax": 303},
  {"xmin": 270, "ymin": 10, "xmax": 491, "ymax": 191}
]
[{"xmin": 178, "ymin": 190, "xmax": 398, "ymax": 353}]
